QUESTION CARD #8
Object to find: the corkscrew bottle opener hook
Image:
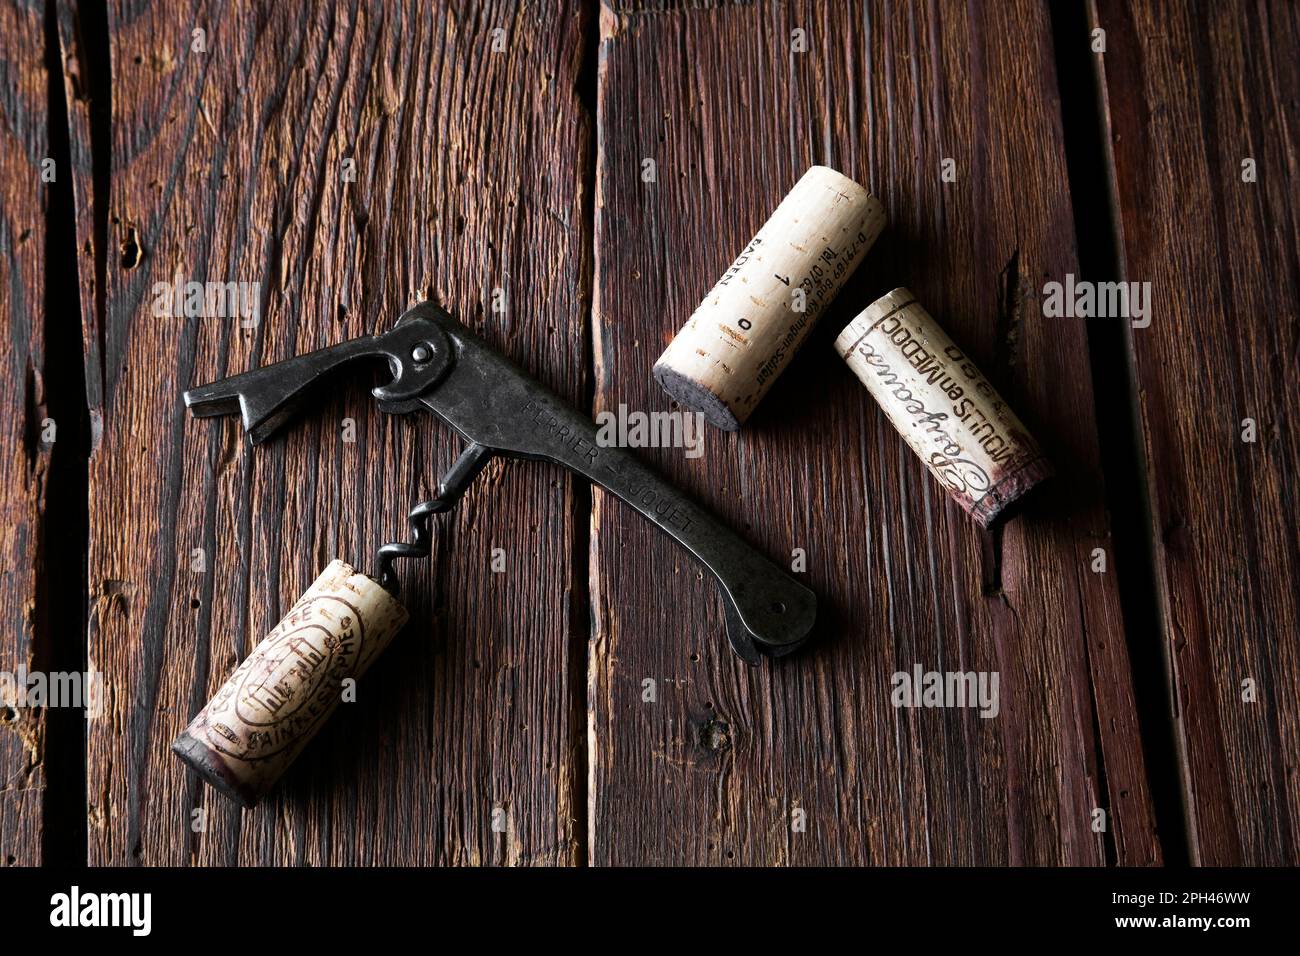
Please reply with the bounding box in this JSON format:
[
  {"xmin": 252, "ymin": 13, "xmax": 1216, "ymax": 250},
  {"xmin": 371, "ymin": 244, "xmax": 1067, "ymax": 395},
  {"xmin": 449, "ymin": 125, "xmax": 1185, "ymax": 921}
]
[{"xmin": 184, "ymin": 302, "xmax": 816, "ymax": 664}]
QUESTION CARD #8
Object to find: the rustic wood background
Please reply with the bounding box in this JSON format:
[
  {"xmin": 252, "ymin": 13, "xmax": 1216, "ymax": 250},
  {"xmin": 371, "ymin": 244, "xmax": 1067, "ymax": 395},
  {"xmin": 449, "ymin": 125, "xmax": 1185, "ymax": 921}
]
[
  {"xmin": 1096, "ymin": 0, "xmax": 1300, "ymax": 865},
  {"xmin": 0, "ymin": 0, "xmax": 1293, "ymax": 866}
]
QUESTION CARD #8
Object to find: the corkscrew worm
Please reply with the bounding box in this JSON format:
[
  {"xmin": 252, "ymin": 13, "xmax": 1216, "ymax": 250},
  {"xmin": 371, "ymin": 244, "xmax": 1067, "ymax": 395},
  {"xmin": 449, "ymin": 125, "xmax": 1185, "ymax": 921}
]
[{"xmin": 374, "ymin": 442, "xmax": 491, "ymax": 593}]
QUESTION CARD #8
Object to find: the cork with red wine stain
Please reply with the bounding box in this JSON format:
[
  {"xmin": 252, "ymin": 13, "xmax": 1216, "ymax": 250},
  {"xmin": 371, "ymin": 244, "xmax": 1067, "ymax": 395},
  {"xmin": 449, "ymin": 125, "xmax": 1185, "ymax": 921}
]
[{"xmin": 836, "ymin": 289, "xmax": 1052, "ymax": 528}]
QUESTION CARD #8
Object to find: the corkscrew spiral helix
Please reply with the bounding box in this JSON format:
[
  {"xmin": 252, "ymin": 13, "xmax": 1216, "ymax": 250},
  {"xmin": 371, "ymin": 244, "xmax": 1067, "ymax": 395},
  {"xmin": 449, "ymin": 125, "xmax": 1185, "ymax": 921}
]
[{"xmin": 374, "ymin": 442, "xmax": 493, "ymax": 593}]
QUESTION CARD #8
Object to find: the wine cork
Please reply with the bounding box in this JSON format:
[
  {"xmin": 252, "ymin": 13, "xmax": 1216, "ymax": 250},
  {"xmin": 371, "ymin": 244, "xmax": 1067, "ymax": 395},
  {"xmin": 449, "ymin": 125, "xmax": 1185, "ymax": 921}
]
[
  {"xmin": 173, "ymin": 559, "xmax": 408, "ymax": 806},
  {"xmin": 836, "ymin": 289, "xmax": 1052, "ymax": 528},
  {"xmin": 654, "ymin": 165, "xmax": 886, "ymax": 430}
]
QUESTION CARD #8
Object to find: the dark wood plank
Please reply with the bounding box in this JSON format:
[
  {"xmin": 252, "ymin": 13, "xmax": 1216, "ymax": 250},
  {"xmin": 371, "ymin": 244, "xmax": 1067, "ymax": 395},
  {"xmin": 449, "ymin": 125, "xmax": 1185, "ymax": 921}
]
[
  {"xmin": 69, "ymin": 0, "xmax": 591, "ymax": 865},
  {"xmin": 590, "ymin": 0, "xmax": 1160, "ymax": 864},
  {"xmin": 1096, "ymin": 0, "xmax": 1300, "ymax": 865},
  {"xmin": 0, "ymin": 0, "xmax": 51, "ymax": 868}
]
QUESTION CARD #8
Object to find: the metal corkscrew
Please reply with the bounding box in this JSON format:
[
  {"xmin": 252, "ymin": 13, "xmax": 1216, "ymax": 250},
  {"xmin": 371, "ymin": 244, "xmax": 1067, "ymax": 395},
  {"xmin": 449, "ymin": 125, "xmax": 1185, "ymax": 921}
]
[{"xmin": 173, "ymin": 302, "xmax": 816, "ymax": 806}]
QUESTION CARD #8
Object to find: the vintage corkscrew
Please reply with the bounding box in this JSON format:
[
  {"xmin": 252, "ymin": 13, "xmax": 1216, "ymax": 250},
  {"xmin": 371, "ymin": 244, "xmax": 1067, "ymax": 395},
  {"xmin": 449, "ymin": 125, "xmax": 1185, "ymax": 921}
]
[{"xmin": 173, "ymin": 302, "xmax": 816, "ymax": 806}]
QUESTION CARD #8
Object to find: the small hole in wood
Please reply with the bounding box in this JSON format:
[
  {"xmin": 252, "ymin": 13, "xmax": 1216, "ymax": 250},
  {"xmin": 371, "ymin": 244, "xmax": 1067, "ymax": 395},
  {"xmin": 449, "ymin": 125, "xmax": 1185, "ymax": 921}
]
[{"xmin": 119, "ymin": 226, "xmax": 142, "ymax": 269}]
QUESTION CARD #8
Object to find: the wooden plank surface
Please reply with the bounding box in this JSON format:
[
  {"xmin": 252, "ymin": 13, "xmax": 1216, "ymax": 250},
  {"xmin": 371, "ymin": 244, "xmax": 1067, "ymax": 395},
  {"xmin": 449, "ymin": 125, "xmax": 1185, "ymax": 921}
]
[
  {"xmin": 1096, "ymin": 0, "xmax": 1300, "ymax": 865},
  {"xmin": 67, "ymin": 0, "xmax": 591, "ymax": 865},
  {"xmin": 21, "ymin": 0, "xmax": 1292, "ymax": 868},
  {"xmin": 589, "ymin": 0, "xmax": 1160, "ymax": 865},
  {"xmin": 0, "ymin": 0, "xmax": 51, "ymax": 868}
]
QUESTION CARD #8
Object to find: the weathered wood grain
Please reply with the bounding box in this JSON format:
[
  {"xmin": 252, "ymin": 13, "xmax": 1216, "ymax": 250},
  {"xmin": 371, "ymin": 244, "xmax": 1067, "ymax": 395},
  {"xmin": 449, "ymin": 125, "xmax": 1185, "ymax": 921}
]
[
  {"xmin": 0, "ymin": 0, "xmax": 51, "ymax": 868},
  {"xmin": 589, "ymin": 0, "xmax": 1160, "ymax": 864},
  {"xmin": 1096, "ymin": 0, "xmax": 1300, "ymax": 865},
  {"xmin": 64, "ymin": 0, "xmax": 592, "ymax": 865}
]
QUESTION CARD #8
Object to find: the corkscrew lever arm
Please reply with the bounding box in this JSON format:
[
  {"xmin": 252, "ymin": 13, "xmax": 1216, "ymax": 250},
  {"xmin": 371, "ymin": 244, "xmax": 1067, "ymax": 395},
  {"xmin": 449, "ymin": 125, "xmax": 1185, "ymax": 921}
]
[{"xmin": 183, "ymin": 319, "xmax": 454, "ymax": 444}]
